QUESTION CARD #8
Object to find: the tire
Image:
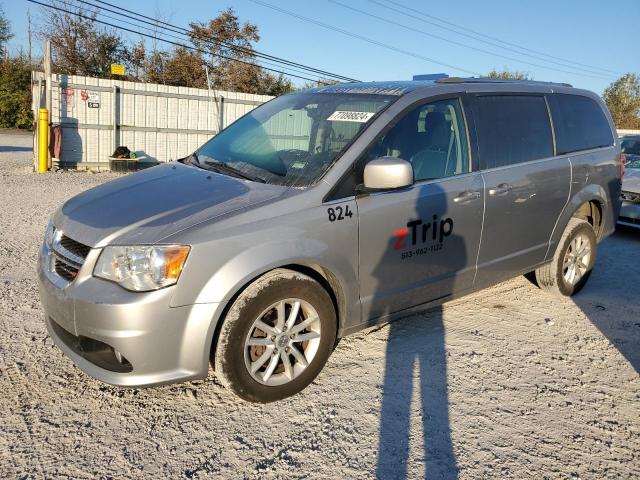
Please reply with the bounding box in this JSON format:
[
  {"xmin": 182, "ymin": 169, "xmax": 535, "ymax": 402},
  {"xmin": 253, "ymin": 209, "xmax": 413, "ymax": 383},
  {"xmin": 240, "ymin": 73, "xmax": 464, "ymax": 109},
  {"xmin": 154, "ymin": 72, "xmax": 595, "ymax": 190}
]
[
  {"xmin": 214, "ymin": 268, "xmax": 337, "ymax": 403},
  {"xmin": 535, "ymin": 218, "xmax": 597, "ymax": 297}
]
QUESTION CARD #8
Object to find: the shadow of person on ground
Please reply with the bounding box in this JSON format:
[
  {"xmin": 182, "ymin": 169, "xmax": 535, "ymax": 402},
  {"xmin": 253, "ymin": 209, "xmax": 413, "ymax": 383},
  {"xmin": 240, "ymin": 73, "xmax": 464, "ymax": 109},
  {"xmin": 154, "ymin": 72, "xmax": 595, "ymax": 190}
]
[
  {"xmin": 376, "ymin": 310, "xmax": 457, "ymax": 479},
  {"xmin": 371, "ymin": 182, "xmax": 465, "ymax": 479}
]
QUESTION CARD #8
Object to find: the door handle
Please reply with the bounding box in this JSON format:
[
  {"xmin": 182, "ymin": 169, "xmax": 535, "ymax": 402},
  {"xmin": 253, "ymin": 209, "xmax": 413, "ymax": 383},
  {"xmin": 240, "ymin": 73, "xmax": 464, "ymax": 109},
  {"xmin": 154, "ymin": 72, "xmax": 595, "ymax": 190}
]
[
  {"xmin": 453, "ymin": 190, "xmax": 481, "ymax": 203},
  {"xmin": 488, "ymin": 183, "xmax": 513, "ymax": 196}
]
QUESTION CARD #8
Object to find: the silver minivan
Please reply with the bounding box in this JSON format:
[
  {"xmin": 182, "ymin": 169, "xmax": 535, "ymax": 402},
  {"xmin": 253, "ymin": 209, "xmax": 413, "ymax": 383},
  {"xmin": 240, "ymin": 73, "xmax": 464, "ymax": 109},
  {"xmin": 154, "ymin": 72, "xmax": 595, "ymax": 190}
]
[{"xmin": 38, "ymin": 78, "xmax": 622, "ymax": 402}]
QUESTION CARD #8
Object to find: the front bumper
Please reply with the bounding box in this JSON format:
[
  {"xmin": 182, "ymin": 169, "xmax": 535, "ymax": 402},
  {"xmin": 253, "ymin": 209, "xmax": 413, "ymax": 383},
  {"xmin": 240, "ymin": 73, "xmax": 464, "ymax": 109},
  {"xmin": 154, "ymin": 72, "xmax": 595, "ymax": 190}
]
[
  {"xmin": 618, "ymin": 200, "xmax": 640, "ymax": 229},
  {"xmin": 38, "ymin": 243, "xmax": 221, "ymax": 387}
]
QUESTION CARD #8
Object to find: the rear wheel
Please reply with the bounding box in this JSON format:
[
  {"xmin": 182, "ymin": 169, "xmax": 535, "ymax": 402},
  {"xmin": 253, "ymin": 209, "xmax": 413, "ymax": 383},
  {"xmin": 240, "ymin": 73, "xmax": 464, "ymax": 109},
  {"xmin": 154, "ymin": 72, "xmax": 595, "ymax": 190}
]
[
  {"xmin": 214, "ymin": 269, "xmax": 336, "ymax": 402},
  {"xmin": 535, "ymin": 218, "xmax": 597, "ymax": 296}
]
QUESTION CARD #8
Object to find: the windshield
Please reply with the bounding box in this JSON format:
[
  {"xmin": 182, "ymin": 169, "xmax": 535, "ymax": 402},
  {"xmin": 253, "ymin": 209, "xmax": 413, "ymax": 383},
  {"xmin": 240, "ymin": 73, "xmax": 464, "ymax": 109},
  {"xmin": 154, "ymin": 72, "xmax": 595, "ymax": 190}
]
[
  {"xmin": 193, "ymin": 92, "xmax": 395, "ymax": 186},
  {"xmin": 621, "ymin": 138, "xmax": 640, "ymax": 156}
]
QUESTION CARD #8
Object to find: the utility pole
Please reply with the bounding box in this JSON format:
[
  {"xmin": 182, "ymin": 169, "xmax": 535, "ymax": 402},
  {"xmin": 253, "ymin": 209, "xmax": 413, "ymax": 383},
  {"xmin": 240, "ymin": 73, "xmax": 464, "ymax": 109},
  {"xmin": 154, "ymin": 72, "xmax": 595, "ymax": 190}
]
[
  {"xmin": 44, "ymin": 40, "xmax": 52, "ymax": 169},
  {"xmin": 27, "ymin": 9, "xmax": 32, "ymax": 66},
  {"xmin": 204, "ymin": 65, "xmax": 219, "ymax": 134},
  {"xmin": 44, "ymin": 40, "xmax": 51, "ymax": 113}
]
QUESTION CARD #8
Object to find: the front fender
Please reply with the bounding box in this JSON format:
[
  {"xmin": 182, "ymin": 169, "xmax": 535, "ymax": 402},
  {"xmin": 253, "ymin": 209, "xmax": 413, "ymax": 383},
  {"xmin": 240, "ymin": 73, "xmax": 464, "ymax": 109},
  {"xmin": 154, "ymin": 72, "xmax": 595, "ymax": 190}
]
[
  {"xmin": 184, "ymin": 238, "xmax": 360, "ymax": 376},
  {"xmin": 197, "ymin": 238, "xmax": 356, "ymax": 309},
  {"xmin": 170, "ymin": 204, "xmax": 360, "ymax": 317}
]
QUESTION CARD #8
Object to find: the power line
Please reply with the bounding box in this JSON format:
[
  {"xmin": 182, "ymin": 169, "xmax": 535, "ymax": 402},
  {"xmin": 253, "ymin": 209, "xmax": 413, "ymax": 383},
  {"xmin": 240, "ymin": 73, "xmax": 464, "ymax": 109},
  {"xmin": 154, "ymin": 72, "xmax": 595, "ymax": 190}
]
[
  {"xmin": 328, "ymin": 0, "xmax": 613, "ymax": 81},
  {"xmin": 27, "ymin": 0, "xmax": 334, "ymax": 84},
  {"xmin": 248, "ymin": 0, "xmax": 481, "ymax": 77},
  {"xmin": 371, "ymin": 0, "xmax": 621, "ymax": 77},
  {"xmin": 68, "ymin": 0, "xmax": 327, "ymax": 81},
  {"xmin": 88, "ymin": 0, "xmax": 359, "ymax": 82}
]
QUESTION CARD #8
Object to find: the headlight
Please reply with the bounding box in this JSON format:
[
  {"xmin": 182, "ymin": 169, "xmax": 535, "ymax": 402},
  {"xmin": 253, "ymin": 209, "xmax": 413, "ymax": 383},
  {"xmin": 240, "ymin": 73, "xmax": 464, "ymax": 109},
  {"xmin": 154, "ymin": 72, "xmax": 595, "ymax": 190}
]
[
  {"xmin": 44, "ymin": 219, "xmax": 55, "ymax": 248},
  {"xmin": 94, "ymin": 245, "xmax": 190, "ymax": 292}
]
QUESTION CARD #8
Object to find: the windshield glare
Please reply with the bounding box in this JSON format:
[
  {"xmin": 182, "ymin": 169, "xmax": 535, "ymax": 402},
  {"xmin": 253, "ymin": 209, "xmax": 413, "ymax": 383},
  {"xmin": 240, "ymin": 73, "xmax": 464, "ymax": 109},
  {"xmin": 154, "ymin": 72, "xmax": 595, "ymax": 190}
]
[{"xmin": 194, "ymin": 92, "xmax": 395, "ymax": 186}]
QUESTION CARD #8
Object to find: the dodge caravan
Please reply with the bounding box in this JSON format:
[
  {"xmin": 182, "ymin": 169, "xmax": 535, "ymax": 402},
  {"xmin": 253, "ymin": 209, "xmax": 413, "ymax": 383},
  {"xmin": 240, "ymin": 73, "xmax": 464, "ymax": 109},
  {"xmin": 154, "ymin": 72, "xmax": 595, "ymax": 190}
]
[{"xmin": 38, "ymin": 78, "xmax": 622, "ymax": 402}]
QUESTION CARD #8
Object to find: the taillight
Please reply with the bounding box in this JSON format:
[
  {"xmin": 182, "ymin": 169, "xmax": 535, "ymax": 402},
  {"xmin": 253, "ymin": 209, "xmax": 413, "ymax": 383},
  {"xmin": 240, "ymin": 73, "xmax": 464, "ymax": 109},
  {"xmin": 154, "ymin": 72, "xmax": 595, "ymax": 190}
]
[{"xmin": 620, "ymin": 153, "xmax": 626, "ymax": 180}]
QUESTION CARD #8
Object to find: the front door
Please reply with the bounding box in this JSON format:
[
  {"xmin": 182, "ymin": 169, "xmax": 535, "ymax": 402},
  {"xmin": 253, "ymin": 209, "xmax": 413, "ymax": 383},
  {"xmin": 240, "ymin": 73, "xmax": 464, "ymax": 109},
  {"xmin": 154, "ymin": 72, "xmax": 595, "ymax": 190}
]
[{"xmin": 356, "ymin": 97, "xmax": 484, "ymax": 321}]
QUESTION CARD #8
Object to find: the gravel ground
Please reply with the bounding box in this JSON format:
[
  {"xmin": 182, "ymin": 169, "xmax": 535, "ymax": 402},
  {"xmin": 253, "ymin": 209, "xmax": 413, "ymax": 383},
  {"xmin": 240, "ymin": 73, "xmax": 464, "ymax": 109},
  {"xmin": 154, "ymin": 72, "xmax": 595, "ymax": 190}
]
[{"xmin": 1, "ymin": 130, "xmax": 639, "ymax": 479}]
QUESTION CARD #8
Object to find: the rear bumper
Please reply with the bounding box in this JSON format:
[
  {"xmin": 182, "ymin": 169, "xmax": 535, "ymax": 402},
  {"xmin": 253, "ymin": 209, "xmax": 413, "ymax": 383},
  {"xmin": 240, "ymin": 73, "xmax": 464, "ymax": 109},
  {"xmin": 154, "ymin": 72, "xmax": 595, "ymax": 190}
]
[
  {"xmin": 38, "ymin": 246, "xmax": 221, "ymax": 387},
  {"xmin": 618, "ymin": 200, "xmax": 640, "ymax": 228}
]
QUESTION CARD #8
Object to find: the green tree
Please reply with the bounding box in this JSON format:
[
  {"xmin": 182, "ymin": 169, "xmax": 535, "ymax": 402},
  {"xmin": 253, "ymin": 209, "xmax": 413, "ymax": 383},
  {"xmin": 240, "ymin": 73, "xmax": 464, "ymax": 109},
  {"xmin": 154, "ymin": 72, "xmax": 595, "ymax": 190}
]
[
  {"xmin": 259, "ymin": 73, "xmax": 294, "ymax": 96},
  {"xmin": 603, "ymin": 73, "xmax": 640, "ymax": 129},
  {"xmin": 486, "ymin": 69, "xmax": 532, "ymax": 80},
  {"xmin": 0, "ymin": 55, "xmax": 33, "ymax": 129},
  {"xmin": 0, "ymin": 5, "xmax": 13, "ymax": 58}
]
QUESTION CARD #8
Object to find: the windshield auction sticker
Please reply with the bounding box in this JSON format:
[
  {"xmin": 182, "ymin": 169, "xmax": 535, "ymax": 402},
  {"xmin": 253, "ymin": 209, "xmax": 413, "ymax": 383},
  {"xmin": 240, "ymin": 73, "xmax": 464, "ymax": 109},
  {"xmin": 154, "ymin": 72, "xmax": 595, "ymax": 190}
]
[{"xmin": 327, "ymin": 111, "xmax": 375, "ymax": 123}]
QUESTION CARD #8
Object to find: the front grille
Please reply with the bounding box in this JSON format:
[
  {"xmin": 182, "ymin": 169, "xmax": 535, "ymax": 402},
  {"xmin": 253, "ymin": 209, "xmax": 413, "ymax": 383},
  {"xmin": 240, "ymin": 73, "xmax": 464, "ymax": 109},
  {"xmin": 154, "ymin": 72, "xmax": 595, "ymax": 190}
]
[
  {"xmin": 60, "ymin": 235, "xmax": 91, "ymax": 259},
  {"xmin": 54, "ymin": 258, "xmax": 79, "ymax": 281},
  {"xmin": 621, "ymin": 190, "xmax": 640, "ymax": 203},
  {"xmin": 49, "ymin": 233, "xmax": 91, "ymax": 284}
]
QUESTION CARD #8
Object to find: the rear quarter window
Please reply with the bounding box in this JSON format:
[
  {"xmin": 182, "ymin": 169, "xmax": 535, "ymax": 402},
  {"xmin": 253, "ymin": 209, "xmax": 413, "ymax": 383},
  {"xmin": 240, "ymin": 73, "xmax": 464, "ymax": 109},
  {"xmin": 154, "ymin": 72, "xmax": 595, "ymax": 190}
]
[
  {"xmin": 473, "ymin": 95, "xmax": 553, "ymax": 169},
  {"xmin": 550, "ymin": 94, "xmax": 614, "ymax": 155}
]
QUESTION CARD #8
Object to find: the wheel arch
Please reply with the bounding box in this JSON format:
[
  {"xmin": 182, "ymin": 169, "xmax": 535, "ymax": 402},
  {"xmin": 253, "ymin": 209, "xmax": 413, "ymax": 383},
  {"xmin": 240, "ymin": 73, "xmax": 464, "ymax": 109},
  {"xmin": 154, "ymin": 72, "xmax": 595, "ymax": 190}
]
[
  {"xmin": 546, "ymin": 184, "xmax": 609, "ymax": 260},
  {"xmin": 208, "ymin": 262, "xmax": 348, "ymax": 369},
  {"xmin": 571, "ymin": 199, "xmax": 603, "ymax": 237}
]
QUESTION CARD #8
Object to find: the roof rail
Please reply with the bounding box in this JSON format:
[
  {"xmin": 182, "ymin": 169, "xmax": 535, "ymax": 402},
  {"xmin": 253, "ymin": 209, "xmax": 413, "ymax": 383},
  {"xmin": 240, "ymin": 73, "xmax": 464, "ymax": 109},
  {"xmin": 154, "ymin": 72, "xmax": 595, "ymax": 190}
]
[{"xmin": 435, "ymin": 76, "xmax": 573, "ymax": 88}]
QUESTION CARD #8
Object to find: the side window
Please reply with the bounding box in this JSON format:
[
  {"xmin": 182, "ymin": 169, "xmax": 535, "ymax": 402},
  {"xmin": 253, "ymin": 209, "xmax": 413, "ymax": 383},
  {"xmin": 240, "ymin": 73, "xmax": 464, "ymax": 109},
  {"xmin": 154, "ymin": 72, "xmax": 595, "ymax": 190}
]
[
  {"xmin": 365, "ymin": 98, "xmax": 469, "ymax": 182},
  {"xmin": 474, "ymin": 95, "xmax": 553, "ymax": 169},
  {"xmin": 550, "ymin": 94, "xmax": 614, "ymax": 154}
]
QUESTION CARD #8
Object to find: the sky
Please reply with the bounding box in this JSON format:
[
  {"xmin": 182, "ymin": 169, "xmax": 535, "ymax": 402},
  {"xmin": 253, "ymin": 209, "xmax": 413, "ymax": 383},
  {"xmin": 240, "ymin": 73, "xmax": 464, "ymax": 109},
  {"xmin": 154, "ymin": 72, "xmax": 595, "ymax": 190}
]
[{"xmin": 4, "ymin": 0, "xmax": 639, "ymax": 95}]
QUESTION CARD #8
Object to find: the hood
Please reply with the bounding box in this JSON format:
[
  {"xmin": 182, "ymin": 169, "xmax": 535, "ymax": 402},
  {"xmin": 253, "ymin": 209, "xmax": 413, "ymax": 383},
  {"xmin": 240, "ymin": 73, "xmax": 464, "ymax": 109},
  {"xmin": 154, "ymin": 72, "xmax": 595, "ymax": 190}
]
[
  {"xmin": 623, "ymin": 167, "xmax": 640, "ymax": 194},
  {"xmin": 53, "ymin": 163, "xmax": 287, "ymax": 247}
]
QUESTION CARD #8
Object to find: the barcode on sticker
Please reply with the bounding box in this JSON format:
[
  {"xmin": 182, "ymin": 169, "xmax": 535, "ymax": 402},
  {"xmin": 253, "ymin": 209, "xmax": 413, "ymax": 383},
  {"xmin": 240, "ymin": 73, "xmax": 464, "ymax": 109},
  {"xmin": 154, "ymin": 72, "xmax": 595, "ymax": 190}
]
[{"xmin": 327, "ymin": 111, "xmax": 375, "ymax": 123}]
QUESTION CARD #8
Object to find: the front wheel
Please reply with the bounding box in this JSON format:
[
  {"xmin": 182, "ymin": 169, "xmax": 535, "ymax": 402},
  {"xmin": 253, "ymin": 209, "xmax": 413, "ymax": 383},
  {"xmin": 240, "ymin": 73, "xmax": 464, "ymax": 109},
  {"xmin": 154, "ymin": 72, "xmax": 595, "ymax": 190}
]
[
  {"xmin": 213, "ymin": 269, "xmax": 336, "ymax": 402},
  {"xmin": 535, "ymin": 218, "xmax": 597, "ymax": 296}
]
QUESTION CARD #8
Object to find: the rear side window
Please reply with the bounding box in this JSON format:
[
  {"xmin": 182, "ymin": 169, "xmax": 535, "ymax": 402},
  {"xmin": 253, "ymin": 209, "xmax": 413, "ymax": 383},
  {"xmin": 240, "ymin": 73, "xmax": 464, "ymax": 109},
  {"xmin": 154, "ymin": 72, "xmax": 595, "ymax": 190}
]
[
  {"xmin": 473, "ymin": 95, "xmax": 553, "ymax": 169},
  {"xmin": 550, "ymin": 94, "xmax": 613, "ymax": 154}
]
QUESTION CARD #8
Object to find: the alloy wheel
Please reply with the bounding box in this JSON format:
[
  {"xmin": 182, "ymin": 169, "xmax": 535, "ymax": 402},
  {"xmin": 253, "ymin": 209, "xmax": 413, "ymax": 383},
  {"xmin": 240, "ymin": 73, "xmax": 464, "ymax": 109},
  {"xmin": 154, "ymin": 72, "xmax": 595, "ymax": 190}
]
[
  {"xmin": 562, "ymin": 232, "xmax": 592, "ymax": 285},
  {"xmin": 243, "ymin": 298, "xmax": 321, "ymax": 386}
]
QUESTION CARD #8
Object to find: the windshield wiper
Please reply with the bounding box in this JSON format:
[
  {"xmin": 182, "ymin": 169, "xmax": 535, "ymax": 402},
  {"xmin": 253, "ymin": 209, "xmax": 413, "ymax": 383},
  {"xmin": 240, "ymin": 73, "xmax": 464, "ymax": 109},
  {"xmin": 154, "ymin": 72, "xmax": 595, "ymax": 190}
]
[
  {"xmin": 204, "ymin": 160, "xmax": 266, "ymax": 183},
  {"xmin": 188, "ymin": 153, "xmax": 265, "ymax": 183}
]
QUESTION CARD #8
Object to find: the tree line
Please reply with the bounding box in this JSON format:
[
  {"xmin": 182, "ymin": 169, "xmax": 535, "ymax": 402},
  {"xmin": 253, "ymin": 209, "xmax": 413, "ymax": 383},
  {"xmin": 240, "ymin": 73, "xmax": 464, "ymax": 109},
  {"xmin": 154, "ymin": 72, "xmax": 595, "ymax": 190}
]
[
  {"xmin": 0, "ymin": 4, "xmax": 638, "ymax": 130},
  {"xmin": 38, "ymin": 3, "xmax": 296, "ymax": 96}
]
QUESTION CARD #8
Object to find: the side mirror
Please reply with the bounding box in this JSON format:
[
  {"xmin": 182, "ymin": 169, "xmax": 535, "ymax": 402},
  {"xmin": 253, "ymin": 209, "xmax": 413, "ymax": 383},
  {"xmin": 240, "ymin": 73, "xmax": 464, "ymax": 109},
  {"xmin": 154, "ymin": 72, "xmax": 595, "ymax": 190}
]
[{"xmin": 363, "ymin": 157, "xmax": 413, "ymax": 190}]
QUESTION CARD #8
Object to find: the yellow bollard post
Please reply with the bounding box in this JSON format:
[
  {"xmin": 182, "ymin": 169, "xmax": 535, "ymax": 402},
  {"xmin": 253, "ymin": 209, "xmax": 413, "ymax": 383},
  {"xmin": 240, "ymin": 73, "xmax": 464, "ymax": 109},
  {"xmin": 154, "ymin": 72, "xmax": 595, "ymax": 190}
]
[{"xmin": 38, "ymin": 108, "xmax": 49, "ymax": 173}]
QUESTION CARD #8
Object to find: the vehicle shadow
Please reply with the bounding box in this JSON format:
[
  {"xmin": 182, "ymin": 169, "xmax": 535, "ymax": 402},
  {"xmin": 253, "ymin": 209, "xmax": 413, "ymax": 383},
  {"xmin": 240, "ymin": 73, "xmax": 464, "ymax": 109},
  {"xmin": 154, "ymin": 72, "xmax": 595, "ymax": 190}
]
[
  {"xmin": 571, "ymin": 226, "xmax": 640, "ymax": 373},
  {"xmin": 371, "ymin": 182, "xmax": 462, "ymax": 479}
]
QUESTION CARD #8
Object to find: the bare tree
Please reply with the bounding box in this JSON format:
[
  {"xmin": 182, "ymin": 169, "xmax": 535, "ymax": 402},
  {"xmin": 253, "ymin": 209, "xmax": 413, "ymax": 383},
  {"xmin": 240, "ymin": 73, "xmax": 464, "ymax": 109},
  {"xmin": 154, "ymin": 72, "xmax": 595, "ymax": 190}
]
[
  {"xmin": 37, "ymin": 1, "xmax": 130, "ymax": 77},
  {"xmin": 35, "ymin": 3, "xmax": 294, "ymax": 94}
]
